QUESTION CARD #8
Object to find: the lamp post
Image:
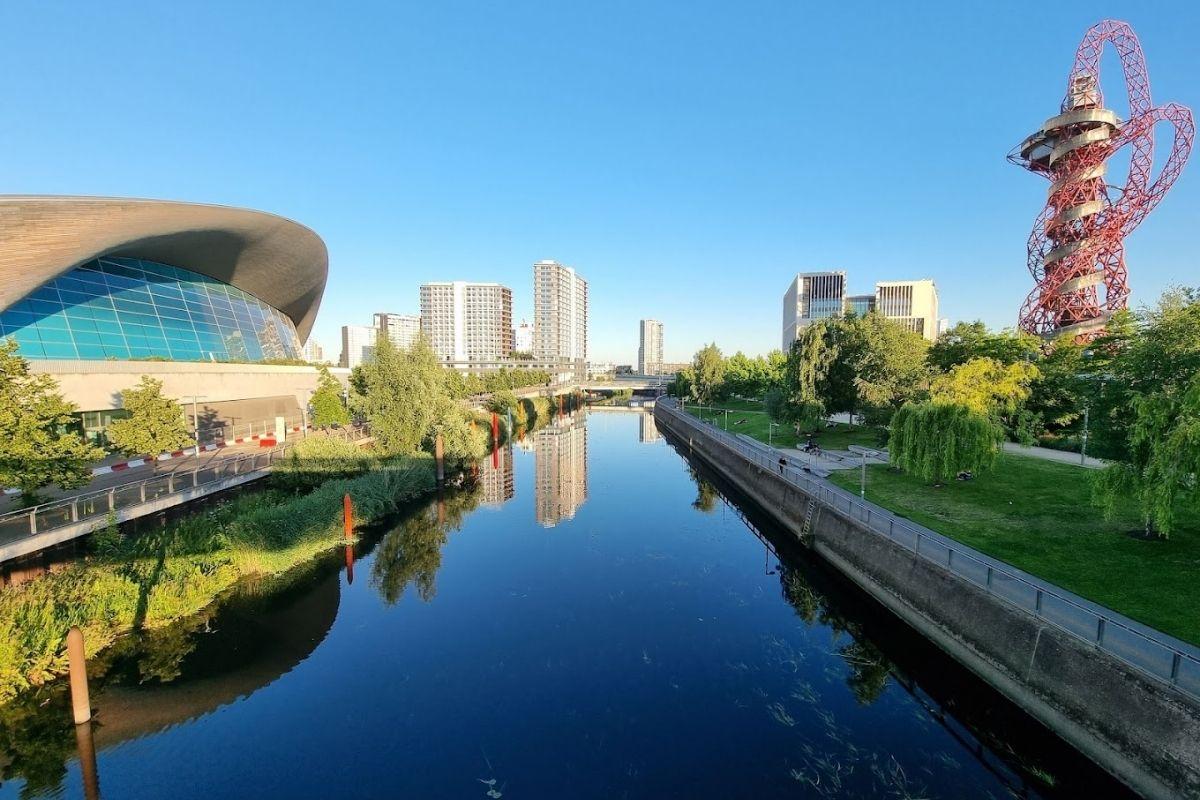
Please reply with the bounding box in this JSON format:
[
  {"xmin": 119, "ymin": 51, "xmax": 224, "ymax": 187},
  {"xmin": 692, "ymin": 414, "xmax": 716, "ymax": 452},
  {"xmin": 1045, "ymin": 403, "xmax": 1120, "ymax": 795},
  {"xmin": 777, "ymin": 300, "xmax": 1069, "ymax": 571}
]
[
  {"xmin": 769, "ymin": 422, "xmax": 779, "ymax": 446},
  {"xmin": 848, "ymin": 445, "xmax": 881, "ymax": 499},
  {"xmin": 723, "ymin": 409, "xmax": 729, "ymax": 430},
  {"xmin": 180, "ymin": 395, "xmax": 206, "ymax": 454},
  {"xmin": 297, "ymin": 388, "xmax": 313, "ymax": 438},
  {"xmin": 1080, "ymin": 405, "xmax": 1090, "ymax": 465}
]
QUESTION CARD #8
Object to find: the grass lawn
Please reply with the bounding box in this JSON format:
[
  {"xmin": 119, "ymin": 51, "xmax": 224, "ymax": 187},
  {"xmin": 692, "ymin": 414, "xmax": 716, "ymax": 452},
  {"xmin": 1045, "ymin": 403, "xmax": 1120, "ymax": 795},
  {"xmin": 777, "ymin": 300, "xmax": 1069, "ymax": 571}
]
[
  {"xmin": 682, "ymin": 399, "xmax": 883, "ymax": 451},
  {"xmin": 828, "ymin": 454, "xmax": 1200, "ymax": 645}
]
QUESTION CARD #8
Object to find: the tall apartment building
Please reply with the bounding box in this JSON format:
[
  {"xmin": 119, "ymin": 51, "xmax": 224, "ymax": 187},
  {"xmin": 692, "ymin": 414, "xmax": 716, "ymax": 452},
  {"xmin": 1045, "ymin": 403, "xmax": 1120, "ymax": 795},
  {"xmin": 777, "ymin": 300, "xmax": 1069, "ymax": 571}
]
[
  {"xmin": 339, "ymin": 324, "xmax": 377, "ymax": 368},
  {"xmin": 781, "ymin": 272, "xmax": 847, "ymax": 351},
  {"xmin": 638, "ymin": 319, "xmax": 664, "ymax": 375},
  {"xmin": 373, "ymin": 312, "xmax": 421, "ymax": 350},
  {"xmin": 419, "ymin": 282, "xmax": 513, "ymax": 362},
  {"xmin": 302, "ymin": 339, "xmax": 326, "ymax": 363},
  {"xmin": 875, "ymin": 280, "xmax": 939, "ymax": 341},
  {"xmin": 533, "ymin": 260, "xmax": 588, "ymax": 366},
  {"xmin": 513, "ymin": 319, "xmax": 535, "ymax": 354}
]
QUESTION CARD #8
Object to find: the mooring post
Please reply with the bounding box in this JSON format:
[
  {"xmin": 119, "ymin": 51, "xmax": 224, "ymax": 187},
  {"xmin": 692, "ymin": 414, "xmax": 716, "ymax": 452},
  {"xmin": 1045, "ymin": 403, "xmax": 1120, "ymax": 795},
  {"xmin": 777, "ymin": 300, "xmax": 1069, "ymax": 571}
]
[
  {"xmin": 343, "ymin": 493, "xmax": 353, "ymax": 539},
  {"xmin": 435, "ymin": 433, "xmax": 445, "ymax": 485},
  {"xmin": 66, "ymin": 627, "xmax": 91, "ymax": 725},
  {"xmin": 74, "ymin": 716, "xmax": 101, "ymax": 800}
]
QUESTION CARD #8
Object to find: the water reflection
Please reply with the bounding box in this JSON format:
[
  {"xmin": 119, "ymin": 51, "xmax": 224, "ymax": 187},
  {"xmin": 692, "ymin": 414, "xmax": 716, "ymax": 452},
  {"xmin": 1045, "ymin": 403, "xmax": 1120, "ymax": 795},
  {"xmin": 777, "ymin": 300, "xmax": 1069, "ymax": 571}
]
[
  {"xmin": 639, "ymin": 412, "xmax": 660, "ymax": 443},
  {"xmin": 533, "ymin": 413, "xmax": 588, "ymax": 527},
  {"xmin": 0, "ymin": 411, "xmax": 1137, "ymax": 799},
  {"xmin": 370, "ymin": 490, "xmax": 480, "ymax": 604}
]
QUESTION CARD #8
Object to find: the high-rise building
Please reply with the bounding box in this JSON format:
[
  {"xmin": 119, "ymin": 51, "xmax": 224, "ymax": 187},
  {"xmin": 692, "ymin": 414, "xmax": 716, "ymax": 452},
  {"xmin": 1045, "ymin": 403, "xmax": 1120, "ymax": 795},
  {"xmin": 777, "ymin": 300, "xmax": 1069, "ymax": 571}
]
[
  {"xmin": 638, "ymin": 319, "xmax": 664, "ymax": 375},
  {"xmin": 639, "ymin": 413, "xmax": 661, "ymax": 444},
  {"xmin": 303, "ymin": 339, "xmax": 326, "ymax": 363},
  {"xmin": 373, "ymin": 312, "xmax": 421, "ymax": 350},
  {"xmin": 340, "ymin": 324, "xmax": 377, "ymax": 368},
  {"xmin": 513, "ymin": 319, "xmax": 535, "ymax": 354},
  {"xmin": 533, "ymin": 260, "xmax": 588, "ymax": 366},
  {"xmin": 478, "ymin": 444, "xmax": 515, "ymax": 508},
  {"xmin": 419, "ymin": 282, "xmax": 513, "ymax": 362},
  {"xmin": 781, "ymin": 272, "xmax": 847, "ymax": 351},
  {"xmin": 875, "ymin": 280, "xmax": 940, "ymax": 341}
]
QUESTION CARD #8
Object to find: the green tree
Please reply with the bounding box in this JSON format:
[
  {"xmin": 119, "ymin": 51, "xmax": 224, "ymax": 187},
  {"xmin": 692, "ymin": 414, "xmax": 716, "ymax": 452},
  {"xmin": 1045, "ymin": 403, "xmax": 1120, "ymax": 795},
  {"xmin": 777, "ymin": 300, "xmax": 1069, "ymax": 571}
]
[
  {"xmin": 931, "ymin": 357, "xmax": 1040, "ymax": 417},
  {"xmin": 106, "ymin": 376, "xmax": 194, "ymax": 459},
  {"xmin": 888, "ymin": 402, "xmax": 1003, "ymax": 484},
  {"xmin": 359, "ymin": 335, "xmax": 442, "ymax": 454},
  {"xmin": 0, "ymin": 340, "xmax": 105, "ymax": 502},
  {"xmin": 309, "ymin": 365, "xmax": 350, "ymax": 428},
  {"xmin": 853, "ymin": 313, "xmax": 931, "ymax": 423},
  {"xmin": 690, "ymin": 343, "xmax": 725, "ymax": 404},
  {"xmin": 780, "ymin": 326, "xmax": 833, "ymax": 427},
  {"xmin": 928, "ymin": 321, "xmax": 1039, "ymax": 372}
]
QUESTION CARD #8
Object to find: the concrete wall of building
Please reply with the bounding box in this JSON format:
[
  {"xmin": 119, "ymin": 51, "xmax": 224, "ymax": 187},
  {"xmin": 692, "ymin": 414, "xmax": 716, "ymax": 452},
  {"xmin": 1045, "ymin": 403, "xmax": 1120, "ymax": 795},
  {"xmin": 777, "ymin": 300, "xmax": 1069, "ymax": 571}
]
[
  {"xmin": 654, "ymin": 403, "xmax": 1200, "ymax": 800},
  {"xmin": 31, "ymin": 360, "xmax": 353, "ymax": 432}
]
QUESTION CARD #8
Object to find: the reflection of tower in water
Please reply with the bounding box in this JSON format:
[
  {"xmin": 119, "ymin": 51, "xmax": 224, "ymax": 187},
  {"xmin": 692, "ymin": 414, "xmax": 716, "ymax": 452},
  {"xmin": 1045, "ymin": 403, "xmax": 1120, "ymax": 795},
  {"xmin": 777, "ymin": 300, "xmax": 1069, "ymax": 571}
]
[
  {"xmin": 533, "ymin": 413, "xmax": 588, "ymax": 527},
  {"xmin": 478, "ymin": 443, "xmax": 515, "ymax": 507},
  {"xmin": 639, "ymin": 412, "xmax": 660, "ymax": 443}
]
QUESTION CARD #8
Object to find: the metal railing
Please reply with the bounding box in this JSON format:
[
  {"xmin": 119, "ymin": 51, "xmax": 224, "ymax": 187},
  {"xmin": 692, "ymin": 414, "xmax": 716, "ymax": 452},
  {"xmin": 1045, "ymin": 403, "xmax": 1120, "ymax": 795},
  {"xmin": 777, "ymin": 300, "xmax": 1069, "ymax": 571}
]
[
  {"xmin": 657, "ymin": 397, "xmax": 1200, "ymax": 702},
  {"xmin": 0, "ymin": 425, "xmax": 372, "ymax": 549}
]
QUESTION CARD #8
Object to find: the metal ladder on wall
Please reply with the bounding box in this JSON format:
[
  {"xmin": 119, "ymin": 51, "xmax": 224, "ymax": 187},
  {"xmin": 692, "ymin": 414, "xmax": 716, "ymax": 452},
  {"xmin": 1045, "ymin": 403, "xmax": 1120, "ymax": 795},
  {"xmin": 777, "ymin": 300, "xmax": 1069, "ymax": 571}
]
[{"xmin": 799, "ymin": 498, "xmax": 817, "ymax": 542}]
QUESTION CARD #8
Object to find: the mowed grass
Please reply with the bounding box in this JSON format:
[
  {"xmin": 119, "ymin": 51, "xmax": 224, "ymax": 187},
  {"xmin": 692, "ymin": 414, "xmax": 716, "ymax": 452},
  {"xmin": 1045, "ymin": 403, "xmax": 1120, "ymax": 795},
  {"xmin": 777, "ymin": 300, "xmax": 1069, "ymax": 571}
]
[
  {"xmin": 683, "ymin": 399, "xmax": 882, "ymax": 451},
  {"xmin": 828, "ymin": 454, "xmax": 1200, "ymax": 645}
]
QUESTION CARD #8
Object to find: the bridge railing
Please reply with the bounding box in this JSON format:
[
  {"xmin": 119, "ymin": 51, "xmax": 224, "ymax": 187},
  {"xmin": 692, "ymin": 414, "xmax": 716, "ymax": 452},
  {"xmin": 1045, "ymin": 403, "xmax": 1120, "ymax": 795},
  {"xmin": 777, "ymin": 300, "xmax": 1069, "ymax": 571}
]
[{"xmin": 657, "ymin": 397, "xmax": 1200, "ymax": 703}]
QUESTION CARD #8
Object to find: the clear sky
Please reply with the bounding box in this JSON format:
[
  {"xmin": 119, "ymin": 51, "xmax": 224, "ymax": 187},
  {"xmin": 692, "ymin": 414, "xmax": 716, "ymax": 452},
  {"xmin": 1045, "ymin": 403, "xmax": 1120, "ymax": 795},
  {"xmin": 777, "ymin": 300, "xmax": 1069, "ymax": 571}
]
[{"xmin": 3, "ymin": 2, "xmax": 1198, "ymax": 364}]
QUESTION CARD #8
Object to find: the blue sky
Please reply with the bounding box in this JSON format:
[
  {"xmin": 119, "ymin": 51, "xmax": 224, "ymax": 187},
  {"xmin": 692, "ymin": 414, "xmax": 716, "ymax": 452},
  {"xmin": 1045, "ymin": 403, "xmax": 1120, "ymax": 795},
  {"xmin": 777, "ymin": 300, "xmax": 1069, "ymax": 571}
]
[{"xmin": 3, "ymin": 2, "xmax": 1197, "ymax": 363}]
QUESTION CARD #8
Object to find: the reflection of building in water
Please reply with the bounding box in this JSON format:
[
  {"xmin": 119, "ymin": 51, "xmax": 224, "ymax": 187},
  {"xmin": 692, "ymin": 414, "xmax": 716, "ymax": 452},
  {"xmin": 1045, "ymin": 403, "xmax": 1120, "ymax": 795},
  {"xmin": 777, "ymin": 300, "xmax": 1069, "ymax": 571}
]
[
  {"xmin": 534, "ymin": 414, "xmax": 588, "ymax": 527},
  {"xmin": 478, "ymin": 444, "xmax": 515, "ymax": 507},
  {"xmin": 639, "ymin": 412, "xmax": 660, "ymax": 443}
]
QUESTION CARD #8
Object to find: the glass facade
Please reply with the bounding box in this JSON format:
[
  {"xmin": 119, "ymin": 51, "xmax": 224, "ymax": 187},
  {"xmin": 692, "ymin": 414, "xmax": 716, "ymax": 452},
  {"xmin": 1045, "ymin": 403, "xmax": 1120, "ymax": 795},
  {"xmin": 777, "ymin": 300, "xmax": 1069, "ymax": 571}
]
[{"xmin": 0, "ymin": 257, "xmax": 303, "ymax": 362}]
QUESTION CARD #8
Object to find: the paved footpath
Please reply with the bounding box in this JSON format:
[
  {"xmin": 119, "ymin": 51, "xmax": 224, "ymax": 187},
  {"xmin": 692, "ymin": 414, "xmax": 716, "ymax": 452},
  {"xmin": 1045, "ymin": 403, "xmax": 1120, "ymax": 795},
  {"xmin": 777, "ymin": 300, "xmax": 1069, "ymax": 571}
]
[
  {"xmin": 1002, "ymin": 441, "xmax": 1107, "ymax": 469},
  {"xmin": 0, "ymin": 439, "xmax": 274, "ymax": 515}
]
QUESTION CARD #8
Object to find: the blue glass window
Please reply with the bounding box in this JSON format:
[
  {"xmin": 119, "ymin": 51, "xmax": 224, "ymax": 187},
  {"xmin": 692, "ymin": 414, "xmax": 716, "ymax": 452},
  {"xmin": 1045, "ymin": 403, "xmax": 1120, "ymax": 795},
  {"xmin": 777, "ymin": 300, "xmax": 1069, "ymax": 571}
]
[{"xmin": 0, "ymin": 257, "xmax": 303, "ymax": 362}]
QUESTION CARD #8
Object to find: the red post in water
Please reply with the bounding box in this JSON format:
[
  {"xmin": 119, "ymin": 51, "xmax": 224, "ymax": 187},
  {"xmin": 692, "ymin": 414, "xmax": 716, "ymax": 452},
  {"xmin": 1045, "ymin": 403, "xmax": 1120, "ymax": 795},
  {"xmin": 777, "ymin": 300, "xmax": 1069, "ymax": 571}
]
[
  {"xmin": 344, "ymin": 544, "xmax": 355, "ymax": 584},
  {"xmin": 343, "ymin": 493, "xmax": 353, "ymax": 539},
  {"xmin": 491, "ymin": 412, "xmax": 500, "ymax": 469}
]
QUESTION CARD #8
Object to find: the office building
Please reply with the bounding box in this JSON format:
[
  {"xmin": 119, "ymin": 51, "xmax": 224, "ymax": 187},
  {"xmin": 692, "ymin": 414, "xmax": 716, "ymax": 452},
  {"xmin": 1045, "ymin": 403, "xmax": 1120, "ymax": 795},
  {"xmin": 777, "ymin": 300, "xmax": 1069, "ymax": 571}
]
[
  {"xmin": 533, "ymin": 260, "xmax": 588, "ymax": 365},
  {"xmin": 420, "ymin": 282, "xmax": 512, "ymax": 362},
  {"xmin": 638, "ymin": 319, "xmax": 664, "ymax": 375},
  {"xmin": 781, "ymin": 272, "xmax": 942, "ymax": 349},
  {"xmin": 0, "ymin": 196, "xmax": 338, "ymax": 443},
  {"xmin": 340, "ymin": 324, "xmax": 377, "ymax": 369},
  {"xmin": 513, "ymin": 319, "xmax": 534, "ymax": 354},
  {"xmin": 373, "ymin": 312, "xmax": 421, "ymax": 350},
  {"xmin": 781, "ymin": 272, "xmax": 847, "ymax": 351},
  {"xmin": 876, "ymin": 280, "xmax": 940, "ymax": 341}
]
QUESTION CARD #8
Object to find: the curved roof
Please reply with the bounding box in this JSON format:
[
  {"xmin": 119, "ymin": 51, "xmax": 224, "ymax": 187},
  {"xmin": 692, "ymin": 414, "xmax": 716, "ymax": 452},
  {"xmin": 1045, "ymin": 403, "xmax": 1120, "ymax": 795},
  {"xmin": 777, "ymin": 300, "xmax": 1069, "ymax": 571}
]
[{"xmin": 0, "ymin": 196, "xmax": 328, "ymax": 341}]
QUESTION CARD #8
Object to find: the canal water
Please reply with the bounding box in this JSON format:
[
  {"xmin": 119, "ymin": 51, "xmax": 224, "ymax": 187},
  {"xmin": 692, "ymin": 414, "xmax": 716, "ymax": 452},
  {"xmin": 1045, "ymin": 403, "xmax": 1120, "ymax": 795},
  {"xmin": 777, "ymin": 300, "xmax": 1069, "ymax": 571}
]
[{"xmin": 0, "ymin": 411, "xmax": 1134, "ymax": 799}]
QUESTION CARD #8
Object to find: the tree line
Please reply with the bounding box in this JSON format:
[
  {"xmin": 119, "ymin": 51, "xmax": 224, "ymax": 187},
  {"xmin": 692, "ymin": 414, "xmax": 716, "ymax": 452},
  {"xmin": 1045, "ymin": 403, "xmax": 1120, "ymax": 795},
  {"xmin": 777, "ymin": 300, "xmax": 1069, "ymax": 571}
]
[{"xmin": 670, "ymin": 287, "xmax": 1200, "ymax": 536}]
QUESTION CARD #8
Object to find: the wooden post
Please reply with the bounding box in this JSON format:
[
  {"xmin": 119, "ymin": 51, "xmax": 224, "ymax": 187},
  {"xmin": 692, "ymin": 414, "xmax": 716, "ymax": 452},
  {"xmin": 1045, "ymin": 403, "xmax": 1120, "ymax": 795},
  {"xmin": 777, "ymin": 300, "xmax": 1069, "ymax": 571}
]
[
  {"xmin": 343, "ymin": 493, "xmax": 353, "ymax": 539},
  {"xmin": 491, "ymin": 412, "xmax": 500, "ymax": 469},
  {"xmin": 66, "ymin": 627, "xmax": 91, "ymax": 725},
  {"xmin": 435, "ymin": 433, "xmax": 445, "ymax": 485}
]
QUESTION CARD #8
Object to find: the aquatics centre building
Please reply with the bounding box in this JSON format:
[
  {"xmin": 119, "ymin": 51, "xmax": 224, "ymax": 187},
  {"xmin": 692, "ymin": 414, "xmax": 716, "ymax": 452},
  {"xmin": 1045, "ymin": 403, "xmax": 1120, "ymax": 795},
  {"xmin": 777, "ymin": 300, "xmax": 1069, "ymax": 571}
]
[{"xmin": 0, "ymin": 196, "xmax": 339, "ymax": 444}]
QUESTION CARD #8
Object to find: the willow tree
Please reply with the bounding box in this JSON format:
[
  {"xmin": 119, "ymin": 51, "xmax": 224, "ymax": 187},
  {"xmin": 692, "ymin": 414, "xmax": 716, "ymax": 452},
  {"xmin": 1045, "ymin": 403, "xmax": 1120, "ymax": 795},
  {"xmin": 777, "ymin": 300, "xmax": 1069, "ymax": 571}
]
[
  {"xmin": 889, "ymin": 402, "xmax": 1003, "ymax": 484},
  {"xmin": 1092, "ymin": 373, "xmax": 1200, "ymax": 538}
]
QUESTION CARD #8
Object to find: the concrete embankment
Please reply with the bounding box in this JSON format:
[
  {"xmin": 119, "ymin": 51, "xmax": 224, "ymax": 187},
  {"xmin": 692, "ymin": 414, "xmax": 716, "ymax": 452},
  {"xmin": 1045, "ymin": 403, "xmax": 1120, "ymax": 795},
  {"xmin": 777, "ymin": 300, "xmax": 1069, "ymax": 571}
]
[{"xmin": 655, "ymin": 399, "xmax": 1200, "ymax": 800}]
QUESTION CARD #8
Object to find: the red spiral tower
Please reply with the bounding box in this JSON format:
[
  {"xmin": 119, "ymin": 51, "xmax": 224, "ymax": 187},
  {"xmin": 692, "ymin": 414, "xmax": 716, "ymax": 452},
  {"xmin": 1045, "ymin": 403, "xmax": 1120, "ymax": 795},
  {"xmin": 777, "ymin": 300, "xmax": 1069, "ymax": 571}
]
[{"xmin": 1009, "ymin": 20, "xmax": 1194, "ymax": 340}]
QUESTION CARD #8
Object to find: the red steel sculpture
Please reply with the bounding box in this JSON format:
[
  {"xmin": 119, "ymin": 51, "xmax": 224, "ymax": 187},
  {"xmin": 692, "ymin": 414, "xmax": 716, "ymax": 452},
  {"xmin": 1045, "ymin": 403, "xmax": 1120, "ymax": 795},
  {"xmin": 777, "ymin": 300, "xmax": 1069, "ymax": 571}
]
[{"xmin": 1009, "ymin": 20, "xmax": 1194, "ymax": 340}]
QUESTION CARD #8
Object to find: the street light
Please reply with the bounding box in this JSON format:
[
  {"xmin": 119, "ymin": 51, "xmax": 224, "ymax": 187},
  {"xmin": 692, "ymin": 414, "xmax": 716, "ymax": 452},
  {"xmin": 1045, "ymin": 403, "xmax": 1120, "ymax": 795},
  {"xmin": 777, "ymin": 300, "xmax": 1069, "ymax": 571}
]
[
  {"xmin": 848, "ymin": 445, "xmax": 882, "ymax": 499},
  {"xmin": 768, "ymin": 422, "xmax": 779, "ymax": 446},
  {"xmin": 297, "ymin": 388, "xmax": 314, "ymax": 438},
  {"xmin": 1080, "ymin": 405, "xmax": 1090, "ymax": 465},
  {"xmin": 180, "ymin": 395, "xmax": 207, "ymax": 454}
]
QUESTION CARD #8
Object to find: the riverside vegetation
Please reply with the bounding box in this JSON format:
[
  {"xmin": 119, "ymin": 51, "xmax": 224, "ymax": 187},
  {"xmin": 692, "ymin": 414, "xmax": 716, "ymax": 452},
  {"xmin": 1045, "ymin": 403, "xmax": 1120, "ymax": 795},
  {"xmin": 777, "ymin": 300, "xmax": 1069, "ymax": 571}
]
[{"xmin": 0, "ymin": 331, "xmax": 582, "ymax": 707}]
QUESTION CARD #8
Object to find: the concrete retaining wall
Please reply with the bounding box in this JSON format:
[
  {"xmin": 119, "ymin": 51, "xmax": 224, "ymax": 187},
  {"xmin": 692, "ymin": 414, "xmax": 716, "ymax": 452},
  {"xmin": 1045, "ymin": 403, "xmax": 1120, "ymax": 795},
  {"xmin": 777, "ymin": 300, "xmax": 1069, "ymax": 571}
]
[{"xmin": 655, "ymin": 403, "xmax": 1200, "ymax": 800}]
